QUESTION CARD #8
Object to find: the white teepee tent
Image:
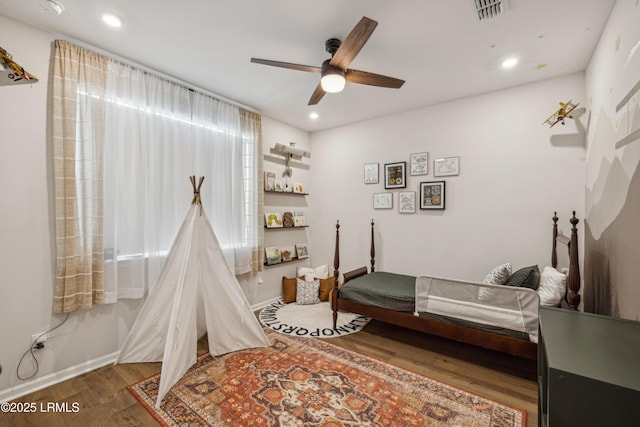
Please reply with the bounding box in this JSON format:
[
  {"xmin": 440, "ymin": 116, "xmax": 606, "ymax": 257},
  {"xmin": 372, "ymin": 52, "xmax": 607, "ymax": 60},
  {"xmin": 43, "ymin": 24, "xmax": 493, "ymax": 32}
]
[{"xmin": 116, "ymin": 176, "xmax": 270, "ymax": 408}]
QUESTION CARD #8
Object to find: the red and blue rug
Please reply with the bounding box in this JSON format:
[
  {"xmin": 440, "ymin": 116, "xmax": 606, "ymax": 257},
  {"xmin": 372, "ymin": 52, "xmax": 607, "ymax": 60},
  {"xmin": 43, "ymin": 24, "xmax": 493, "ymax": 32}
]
[{"xmin": 128, "ymin": 328, "xmax": 526, "ymax": 426}]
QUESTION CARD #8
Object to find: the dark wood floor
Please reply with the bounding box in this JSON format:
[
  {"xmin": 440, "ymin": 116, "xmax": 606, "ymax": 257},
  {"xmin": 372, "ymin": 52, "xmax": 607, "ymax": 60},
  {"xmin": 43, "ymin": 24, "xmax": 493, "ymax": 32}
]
[{"xmin": 1, "ymin": 320, "xmax": 537, "ymax": 427}]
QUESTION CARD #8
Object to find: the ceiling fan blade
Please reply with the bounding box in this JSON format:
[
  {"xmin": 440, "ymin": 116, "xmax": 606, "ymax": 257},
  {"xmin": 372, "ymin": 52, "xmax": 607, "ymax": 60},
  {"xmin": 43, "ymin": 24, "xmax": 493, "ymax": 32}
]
[
  {"xmin": 330, "ymin": 17, "xmax": 378, "ymax": 70},
  {"xmin": 308, "ymin": 83, "xmax": 326, "ymax": 105},
  {"xmin": 346, "ymin": 69, "xmax": 405, "ymax": 89},
  {"xmin": 250, "ymin": 58, "xmax": 322, "ymax": 73}
]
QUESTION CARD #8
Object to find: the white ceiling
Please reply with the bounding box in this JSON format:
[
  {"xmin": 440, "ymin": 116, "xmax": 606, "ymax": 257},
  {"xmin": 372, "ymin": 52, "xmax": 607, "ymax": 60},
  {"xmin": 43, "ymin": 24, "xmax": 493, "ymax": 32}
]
[{"xmin": 1, "ymin": 0, "xmax": 615, "ymax": 132}]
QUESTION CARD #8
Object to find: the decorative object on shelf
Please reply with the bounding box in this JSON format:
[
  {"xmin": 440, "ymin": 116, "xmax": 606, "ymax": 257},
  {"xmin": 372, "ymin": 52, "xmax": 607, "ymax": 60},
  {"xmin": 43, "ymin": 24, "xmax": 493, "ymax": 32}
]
[
  {"xmin": 398, "ymin": 191, "xmax": 416, "ymax": 213},
  {"xmin": 293, "ymin": 183, "xmax": 304, "ymax": 193},
  {"xmin": 280, "ymin": 245, "xmax": 295, "ymax": 262},
  {"xmin": 420, "ymin": 181, "xmax": 445, "ymax": 210},
  {"xmin": 293, "ymin": 211, "xmax": 306, "ymax": 227},
  {"xmin": 264, "ymin": 212, "xmax": 283, "ymax": 228},
  {"xmin": 434, "ymin": 157, "xmax": 459, "ymax": 177},
  {"xmin": 1, "ymin": 46, "xmax": 38, "ymax": 86},
  {"xmin": 295, "ymin": 243, "xmax": 309, "ymax": 259},
  {"xmin": 282, "ymin": 211, "xmax": 294, "ymax": 228},
  {"xmin": 410, "ymin": 152, "xmax": 428, "ymax": 176},
  {"xmin": 265, "ymin": 246, "xmax": 282, "ymax": 265},
  {"xmin": 266, "ymin": 142, "xmax": 311, "ymax": 178},
  {"xmin": 273, "ymin": 180, "xmax": 284, "ymax": 192},
  {"xmin": 264, "ymin": 171, "xmax": 276, "ymax": 191},
  {"xmin": 373, "ymin": 192, "xmax": 393, "ymax": 209},
  {"xmin": 384, "ymin": 161, "xmax": 406, "ymax": 189},
  {"xmin": 364, "ymin": 163, "xmax": 379, "ymax": 184}
]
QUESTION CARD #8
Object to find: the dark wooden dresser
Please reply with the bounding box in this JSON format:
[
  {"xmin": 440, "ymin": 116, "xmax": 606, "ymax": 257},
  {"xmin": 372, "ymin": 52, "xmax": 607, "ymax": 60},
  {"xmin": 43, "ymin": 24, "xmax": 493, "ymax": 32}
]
[{"xmin": 537, "ymin": 306, "xmax": 640, "ymax": 426}]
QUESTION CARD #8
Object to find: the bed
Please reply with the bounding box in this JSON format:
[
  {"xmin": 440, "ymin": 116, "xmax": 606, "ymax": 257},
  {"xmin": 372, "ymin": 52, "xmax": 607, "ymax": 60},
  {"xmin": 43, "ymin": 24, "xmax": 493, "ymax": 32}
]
[{"xmin": 331, "ymin": 212, "xmax": 581, "ymax": 360}]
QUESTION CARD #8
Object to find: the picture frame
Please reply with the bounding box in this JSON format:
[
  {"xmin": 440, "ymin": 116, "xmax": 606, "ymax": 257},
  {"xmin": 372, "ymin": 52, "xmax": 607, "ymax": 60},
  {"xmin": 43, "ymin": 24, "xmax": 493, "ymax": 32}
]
[
  {"xmin": 398, "ymin": 191, "xmax": 416, "ymax": 213},
  {"xmin": 373, "ymin": 192, "xmax": 393, "ymax": 209},
  {"xmin": 295, "ymin": 243, "xmax": 309, "ymax": 259},
  {"xmin": 364, "ymin": 163, "xmax": 379, "ymax": 184},
  {"xmin": 384, "ymin": 161, "xmax": 406, "ymax": 189},
  {"xmin": 419, "ymin": 181, "xmax": 446, "ymax": 210},
  {"xmin": 434, "ymin": 156, "xmax": 460, "ymax": 177},
  {"xmin": 410, "ymin": 152, "xmax": 428, "ymax": 176}
]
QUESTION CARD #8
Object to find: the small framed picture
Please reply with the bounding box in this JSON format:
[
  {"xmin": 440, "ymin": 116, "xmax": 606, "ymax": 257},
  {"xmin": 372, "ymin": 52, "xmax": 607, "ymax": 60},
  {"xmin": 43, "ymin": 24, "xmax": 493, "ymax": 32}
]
[
  {"xmin": 398, "ymin": 191, "xmax": 416, "ymax": 213},
  {"xmin": 410, "ymin": 152, "xmax": 428, "ymax": 176},
  {"xmin": 295, "ymin": 243, "xmax": 309, "ymax": 259},
  {"xmin": 384, "ymin": 161, "xmax": 406, "ymax": 189},
  {"xmin": 364, "ymin": 163, "xmax": 379, "ymax": 184},
  {"xmin": 434, "ymin": 157, "xmax": 459, "ymax": 177},
  {"xmin": 373, "ymin": 192, "xmax": 393, "ymax": 209},
  {"xmin": 420, "ymin": 181, "xmax": 445, "ymax": 210}
]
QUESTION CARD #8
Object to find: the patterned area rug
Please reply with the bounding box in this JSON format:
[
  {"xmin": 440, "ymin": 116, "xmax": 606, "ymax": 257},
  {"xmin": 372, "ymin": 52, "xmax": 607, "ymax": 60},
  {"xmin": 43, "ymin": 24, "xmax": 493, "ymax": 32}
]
[
  {"xmin": 258, "ymin": 300, "xmax": 370, "ymax": 338},
  {"xmin": 128, "ymin": 329, "xmax": 526, "ymax": 426}
]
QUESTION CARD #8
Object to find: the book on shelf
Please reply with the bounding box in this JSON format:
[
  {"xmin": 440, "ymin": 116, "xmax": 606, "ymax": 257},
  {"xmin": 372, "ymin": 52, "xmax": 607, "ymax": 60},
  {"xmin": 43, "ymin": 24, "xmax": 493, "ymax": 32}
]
[
  {"xmin": 264, "ymin": 212, "xmax": 283, "ymax": 228},
  {"xmin": 265, "ymin": 246, "xmax": 282, "ymax": 265},
  {"xmin": 293, "ymin": 210, "xmax": 305, "ymax": 227},
  {"xmin": 280, "ymin": 245, "xmax": 295, "ymax": 262},
  {"xmin": 264, "ymin": 171, "xmax": 276, "ymax": 191}
]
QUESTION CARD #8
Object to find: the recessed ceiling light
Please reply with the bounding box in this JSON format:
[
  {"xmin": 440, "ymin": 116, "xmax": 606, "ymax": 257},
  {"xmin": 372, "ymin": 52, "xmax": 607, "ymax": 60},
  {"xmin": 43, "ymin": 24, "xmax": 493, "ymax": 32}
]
[
  {"xmin": 309, "ymin": 112, "xmax": 319, "ymax": 120},
  {"xmin": 501, "ymin": 57, "xmax": 518, "ymax": 69},
  {"xmin": 102, "ymin": 13, "xmax": 123, "ymax": 28}
]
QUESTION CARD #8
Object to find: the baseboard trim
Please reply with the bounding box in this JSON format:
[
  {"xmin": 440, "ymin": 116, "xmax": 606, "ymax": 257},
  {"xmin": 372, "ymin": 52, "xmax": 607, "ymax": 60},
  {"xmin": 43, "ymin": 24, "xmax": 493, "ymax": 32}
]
[
  {"xmin": 252, "ymin": 296, "xmax": 281, "ymax": 312},
  {"xmin": 0, "ymin": 351, "xmax": 119, "ymax": 403}
]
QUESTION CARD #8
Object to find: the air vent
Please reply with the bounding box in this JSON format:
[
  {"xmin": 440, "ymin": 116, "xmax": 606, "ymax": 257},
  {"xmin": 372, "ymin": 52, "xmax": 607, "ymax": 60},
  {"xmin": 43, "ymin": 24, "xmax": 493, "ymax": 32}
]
[{"xmin": 473, "ymin": 0, "xmax": 507, "ymax": 21}]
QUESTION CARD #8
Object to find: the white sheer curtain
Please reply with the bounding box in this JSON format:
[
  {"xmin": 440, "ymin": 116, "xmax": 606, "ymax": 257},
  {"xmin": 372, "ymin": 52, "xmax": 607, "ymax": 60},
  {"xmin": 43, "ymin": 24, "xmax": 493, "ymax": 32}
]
[{"xmin": 102, "ymin": 60, "xmax": 260, "ymax": 303}]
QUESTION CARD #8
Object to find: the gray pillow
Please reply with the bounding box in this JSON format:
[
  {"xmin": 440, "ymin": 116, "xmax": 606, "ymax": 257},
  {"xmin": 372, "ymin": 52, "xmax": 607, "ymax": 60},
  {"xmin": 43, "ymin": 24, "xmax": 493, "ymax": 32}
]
[{"xmin": 506, "ymin": 265, "xmax": 540, "ymax": 290}]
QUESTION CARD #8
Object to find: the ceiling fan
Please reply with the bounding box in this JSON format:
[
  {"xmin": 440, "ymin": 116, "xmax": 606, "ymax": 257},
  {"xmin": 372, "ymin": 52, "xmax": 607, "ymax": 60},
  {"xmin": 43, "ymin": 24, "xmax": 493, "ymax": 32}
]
[{"xmin": 250, "ymin": 17, "xmax": 405, "ymax": 105}]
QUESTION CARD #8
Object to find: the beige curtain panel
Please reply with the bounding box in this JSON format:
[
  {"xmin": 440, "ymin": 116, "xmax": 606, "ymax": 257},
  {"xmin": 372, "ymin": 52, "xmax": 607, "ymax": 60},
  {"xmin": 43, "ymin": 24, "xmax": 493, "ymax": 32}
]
[
  {"xmin": 52, "ymin": 40, "xmax": 108, "ymax": 313},
  {"xmin": 240, "ymin": 108, "xmax": 264, "ymax": 274}
]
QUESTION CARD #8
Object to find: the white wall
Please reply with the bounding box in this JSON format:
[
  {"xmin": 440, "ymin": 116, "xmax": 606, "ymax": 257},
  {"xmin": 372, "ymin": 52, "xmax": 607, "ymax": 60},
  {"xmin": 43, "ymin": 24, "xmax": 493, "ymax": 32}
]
[
  {"xmin": 309, "ymin": 74, "xmax": 586, "ymax": 282},
  {"xmin": 255, "ymin": 116, "xmax": 311, "ymax": 303}
]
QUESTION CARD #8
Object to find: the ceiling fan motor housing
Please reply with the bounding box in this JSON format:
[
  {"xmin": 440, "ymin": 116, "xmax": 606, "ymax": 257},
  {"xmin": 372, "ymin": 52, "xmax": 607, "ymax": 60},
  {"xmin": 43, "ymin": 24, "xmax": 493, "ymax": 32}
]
[{"xmin": 325, "ymin": 38, "xmax": 342, "ymax": 56}]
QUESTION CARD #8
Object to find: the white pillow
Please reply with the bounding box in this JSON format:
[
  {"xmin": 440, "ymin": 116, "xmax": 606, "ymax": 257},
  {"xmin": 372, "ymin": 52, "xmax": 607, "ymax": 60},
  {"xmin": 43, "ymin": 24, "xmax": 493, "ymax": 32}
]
[
  {"xmin": 296, "ymin": 278, "xmax": 321, "ymax": 305},
  {"xmin": 297, "ymin": 264, "xmax": 329, "ymax": 280},
  {"xmin": 482, "ymin": 263, "xmax": 512, "ymax": 285},
  {"xmin": 537, "ymin": 266, "xmax": 567, "ymax": 306}
]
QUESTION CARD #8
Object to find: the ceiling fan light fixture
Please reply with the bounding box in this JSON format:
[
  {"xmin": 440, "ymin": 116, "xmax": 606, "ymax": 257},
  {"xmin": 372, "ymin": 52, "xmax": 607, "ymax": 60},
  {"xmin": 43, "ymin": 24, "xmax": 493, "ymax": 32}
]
[{"xmin": 321, "ymin": 68, "xmax": 346, "ymax": 93}]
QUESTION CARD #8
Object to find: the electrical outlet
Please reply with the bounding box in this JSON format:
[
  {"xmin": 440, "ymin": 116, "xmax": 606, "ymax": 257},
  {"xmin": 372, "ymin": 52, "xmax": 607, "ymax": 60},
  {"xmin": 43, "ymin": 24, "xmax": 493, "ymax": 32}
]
[{"xmin": 31, "ymin": 333, "xmax": 47, "ymax": 349}]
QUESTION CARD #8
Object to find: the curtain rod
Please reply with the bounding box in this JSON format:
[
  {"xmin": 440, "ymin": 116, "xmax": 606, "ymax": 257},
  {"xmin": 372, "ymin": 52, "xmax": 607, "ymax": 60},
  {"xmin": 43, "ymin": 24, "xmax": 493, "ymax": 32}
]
[{"xmin": 54, "ymin": 36, "xmax": 260, "ymax": 114}]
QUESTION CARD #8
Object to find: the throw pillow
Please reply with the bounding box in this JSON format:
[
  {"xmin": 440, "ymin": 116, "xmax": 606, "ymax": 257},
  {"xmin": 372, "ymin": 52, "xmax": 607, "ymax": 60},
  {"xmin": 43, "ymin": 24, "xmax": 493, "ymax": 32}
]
[
  {"xmin": 506, "ymin": 265, "xmax": 540, "ymax": 289},
  {"xmin": 297, "ymin": 264, "xmax": 329, "ymax": 280},
  {"xmin": 318, "ymin": 277, "xmax": 334, "ymax": 301},
  {"xmin": 482, "ymin": 263, "xmax": 512, "ymax": 285},
  {"xmin": 296, "ymin": 278, "xmax": 321, "ymax": 305},
  {"xmin": 282, "ymin": 276, "xmax": 297, "ymax": 303},
  {"xmin": 537, "ymin": 266, "xmax": 567, "ymax": 306}
]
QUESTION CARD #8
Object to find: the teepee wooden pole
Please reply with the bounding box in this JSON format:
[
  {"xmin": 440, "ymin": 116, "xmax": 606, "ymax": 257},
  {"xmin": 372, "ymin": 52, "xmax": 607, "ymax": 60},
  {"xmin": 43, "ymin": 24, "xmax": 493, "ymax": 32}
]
[{"xmin": 190, "ymin": 176, "xmax": 205, "ymax": 207}]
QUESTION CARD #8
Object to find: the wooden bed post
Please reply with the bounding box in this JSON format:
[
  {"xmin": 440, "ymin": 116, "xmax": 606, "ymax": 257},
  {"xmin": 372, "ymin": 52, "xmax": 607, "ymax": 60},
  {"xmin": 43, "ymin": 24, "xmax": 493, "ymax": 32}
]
[
  {"xmin": 332, "ymin": 220, "xmax": 340, "ymax": 329},
  {"xmin": 567, "ymin": 211, "xmax": 581, "ymax": 310},
  {"xmin": 370, "ymin": 219, "xmax": 375, "ymax": 273},
  {"xmin": 552, "ymin": 211, "xmax": 558, "ymax": 268}
]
